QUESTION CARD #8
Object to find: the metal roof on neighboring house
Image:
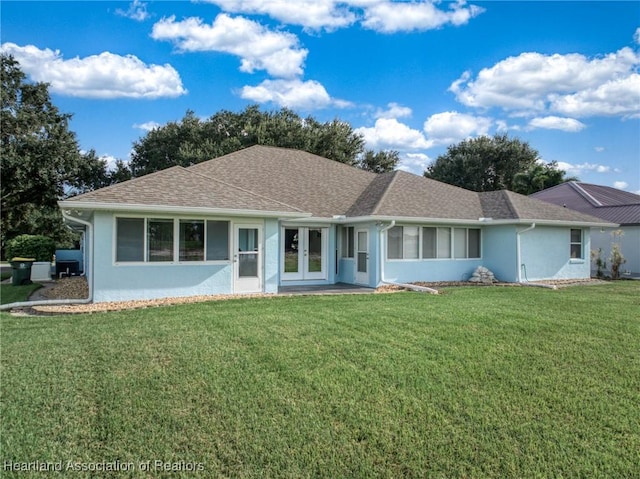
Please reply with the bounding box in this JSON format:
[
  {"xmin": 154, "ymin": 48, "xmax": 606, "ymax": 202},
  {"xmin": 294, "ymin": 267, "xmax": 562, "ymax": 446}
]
[
  {"xmin": 531, "ymin": 181, "xmax": 640, "ymax": 225},
  {"xmin": 60, "ymin": 146, "xmax": 616, "ymax": 226}
]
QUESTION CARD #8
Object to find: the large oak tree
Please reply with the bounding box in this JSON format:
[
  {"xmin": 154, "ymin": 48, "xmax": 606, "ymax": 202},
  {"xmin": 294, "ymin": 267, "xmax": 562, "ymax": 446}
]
[
  {"xmin": 129, "ymin": 106, "xmax": 398, "ymax": 177},
  {"xmin": 424, "ymin": 134, "xmax": 575, "ymax": 194}
]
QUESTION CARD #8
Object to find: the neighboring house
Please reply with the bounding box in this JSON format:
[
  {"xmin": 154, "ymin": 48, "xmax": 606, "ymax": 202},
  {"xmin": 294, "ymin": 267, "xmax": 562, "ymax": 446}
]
[
  {"xmin": 59, "ymin": 146, "xmax": 613, "ymax": 302},
  {"xmin": 531, "ymin": 181, "xmax": 640, "ymax": 278}
]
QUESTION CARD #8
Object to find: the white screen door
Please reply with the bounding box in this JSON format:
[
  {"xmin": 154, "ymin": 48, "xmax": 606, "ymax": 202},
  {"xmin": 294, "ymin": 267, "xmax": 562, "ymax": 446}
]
[
  {"xmin": 355, "ymin": 229, "xmax": 369, "ymax": 285},
  {"xmin": 234, "ymin": 225, "xmax": 262, "ymax": 293}
]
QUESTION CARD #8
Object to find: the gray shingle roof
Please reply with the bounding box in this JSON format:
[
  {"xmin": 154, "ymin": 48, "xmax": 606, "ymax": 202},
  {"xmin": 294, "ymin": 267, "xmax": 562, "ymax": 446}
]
[
  {"xmin": 481, "ymin": 190, "xmax": 608, "ymax": 223},
  {"xmin": 348, "ymin": 170, "xmax": 483, "ymax": 219},
  {"xmin": 63, "ymin": 165, "xmax": 304, "ymax": 214},
  {"xmin": 189, "ymin": 145, "xmax": 375, "ymax": 217},
  {"xmin": 531, "ymin": 182, "xmax": 640, "ymax": 225},
  {"xmin": 63, "ymin": 146, "xmax": 615, "ymax": 225}
]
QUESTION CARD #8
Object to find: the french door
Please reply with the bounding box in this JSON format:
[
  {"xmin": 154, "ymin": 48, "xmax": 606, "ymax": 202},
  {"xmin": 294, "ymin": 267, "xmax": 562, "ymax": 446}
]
[
  {"xmin": 282, "ymin": 227, "xmax": 327, "ymax": 280},
  {"xmin": 234, "ymin": 225, "xmax": 262, "ymax": 293}
]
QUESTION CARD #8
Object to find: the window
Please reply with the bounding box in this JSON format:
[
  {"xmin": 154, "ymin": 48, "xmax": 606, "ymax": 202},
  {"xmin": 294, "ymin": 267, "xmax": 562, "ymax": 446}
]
[
  {"xmin": 468, "ymin": 228, "xmax": 481, "ymax": 258},
  {"xmin": 422, "ymin": 227, "xmax": 437, "ymax": 258},
  {"xmin": 387, "ymin": 226, "xmax": 403, "ymax": 259},
  {"xmin": 147, "ymin": 219, "xmax": 174, "ymax": 262},
  {"xmin": 388, "ymin": 225, "xmax": 481, "ymax": 260},
  {"xmin": 180, "ymin": 220, "xmax": 205, "ymax": 261},
  {"xmin": 454, "ymin": 228, "xmax": 481, "ymax": 259},
  {"xmin": 341, "ymin": 226, "xmax": 354, "ymax": 258},
  {"xmin": 206, "ymin": 221, "xmax": 229, "ymax": 261},
  {"xmin": 116, "ymin": 218, "xmax": 144, "ymax": 262},
  {"xmin": 115, "ymin": 217, "xmax": 230, "ymax": 263},
  {"xmin": 570, "ymin": 229, "xmax": 583, "ymax": 259},
  {"xmin": 437, "ymin": 228, "xmax": 451, "ymax": 259},
  {"xmin": 404, "ymin": 226, "xmax": 419, "ymax": 259},
  {"xmin": 454, "ymin": 228, "xmax": 467, "ymax": 259}
]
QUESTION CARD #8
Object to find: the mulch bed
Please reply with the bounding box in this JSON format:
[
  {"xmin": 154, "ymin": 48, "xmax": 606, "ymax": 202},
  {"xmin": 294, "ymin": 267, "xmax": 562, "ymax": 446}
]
[{"xmin": 9, "ymin": 277, "xmax": 610, "ymax": 316}]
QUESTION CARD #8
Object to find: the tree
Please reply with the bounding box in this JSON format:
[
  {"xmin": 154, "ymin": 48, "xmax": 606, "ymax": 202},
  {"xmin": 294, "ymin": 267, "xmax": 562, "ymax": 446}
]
[
  {"xmin": 0, "ymin": 55, "xmax": 120, "ymax": 254},
  {"xmin": 358, "ymin": 150, "xmax": 400, "ymax": 173},
  {"xmin": 1, "ymin": 54, "xmax": 81, "ymax": 251},
  {"xmin": 68, "ymin": 150, "xmax": 132, "ymax": 195},
  {"xmin": 129, "ymin": 105, "xmax": 392, "ymax": 177},
  {"xmin": 424, "ymin": 134, "xmax": 574, "ymax": 193},
  {"xmin": 512, "ymin": 161, "xmax": 577, "ymax": 195}
]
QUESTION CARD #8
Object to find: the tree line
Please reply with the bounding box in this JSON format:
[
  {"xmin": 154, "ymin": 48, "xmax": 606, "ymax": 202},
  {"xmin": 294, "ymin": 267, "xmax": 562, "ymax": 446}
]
[{"xmin": 1, "ymin": 53, "xmax": 574, "ymax": 256}]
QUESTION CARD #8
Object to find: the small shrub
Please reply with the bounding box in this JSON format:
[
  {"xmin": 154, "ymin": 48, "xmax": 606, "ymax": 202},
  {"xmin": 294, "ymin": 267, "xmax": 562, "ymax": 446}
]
[
  {"xmin": 590, "ymin": 248, "xmax": 607, "ymax": 278},
  {"xmin": 5, "ymin": 235, "xmax": 56, "ymax": 262},
  {"xmin": 609, "ymin": 230, "xmax": 626, "ymax": 280}
]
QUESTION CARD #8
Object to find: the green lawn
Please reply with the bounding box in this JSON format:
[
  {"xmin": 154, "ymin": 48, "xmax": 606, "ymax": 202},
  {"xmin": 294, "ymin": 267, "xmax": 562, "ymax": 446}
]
[
  {"xmin": 0, "ymin": 281, "xmax": 41, "ymax": 305},
  {"xmin": 1, "ymin": 283, "xmax": 638, "ymax": 478}
]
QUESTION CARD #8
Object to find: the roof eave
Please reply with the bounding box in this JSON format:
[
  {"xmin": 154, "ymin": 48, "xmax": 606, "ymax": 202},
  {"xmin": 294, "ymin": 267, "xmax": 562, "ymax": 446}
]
[
  {"xmin": 58, "ymin": 201, "xmax": 310, "ymax": 219},
  {"xmin": 342, "ymin": 215, "xmax": 619, "ymax": 228}
]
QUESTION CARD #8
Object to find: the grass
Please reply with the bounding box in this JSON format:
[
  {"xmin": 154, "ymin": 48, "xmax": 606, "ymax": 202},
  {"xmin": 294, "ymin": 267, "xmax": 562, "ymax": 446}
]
[
  {"xmin": 1, "ymin": 282, "xmax": 638, "ymax": 478},
  {"xmin": 0, "ymin": 281, "xmax": 41, "ymax": 304}
]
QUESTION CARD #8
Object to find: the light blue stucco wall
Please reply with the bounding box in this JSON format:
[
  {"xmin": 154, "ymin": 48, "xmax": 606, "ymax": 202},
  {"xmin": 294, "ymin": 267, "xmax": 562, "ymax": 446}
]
[
  {"xmin": 483, "ymin": 225, "xmax": 518, "ymax": 282},
  {"xmin": 264, "ymin": 218, "xmax": 279, "ymax": 293},
  {"xmin": 91, "ymin": 212, "xmax": 274, "ymax": 302},
  {"xmin": 519, "ymin": 226, "xmax": 591, "ymax": 281}
]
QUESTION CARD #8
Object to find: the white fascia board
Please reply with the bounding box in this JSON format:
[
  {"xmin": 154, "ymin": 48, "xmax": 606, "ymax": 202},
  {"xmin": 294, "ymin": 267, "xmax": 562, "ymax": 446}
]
[
  {"xmin": 338, "ymin": 215, "xmax": 618, "ymax": 228},
  {"xmin": 58, "ymin": 201, "xmax": 310, "ymax": 219},
  {"xmin": 484, "ymin": 218, "xmax": 619, "ymax": 228}
]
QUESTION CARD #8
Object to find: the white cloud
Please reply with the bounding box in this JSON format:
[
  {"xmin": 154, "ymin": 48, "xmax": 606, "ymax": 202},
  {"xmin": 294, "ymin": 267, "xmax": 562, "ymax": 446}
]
[
  {"xmin": 450, "ymin": 47, "xmax": 640, "ymax": 118},
  {"xmin": 360, "ymin": 0, "xmax": 484, "ymax": 33},
  {"xmin": 613, "ymin": 181, "xmax": 629, "ymax": 190},
  {"xmin": 0, "ymin": 42, "xmax": 186, "ymax": 99},
  {"xmin": 151, "ymin": 14, "xmax": 307, "ymax": 78},
  {"xmin": 527, "ymin": 116, "xmax": 586, "ymax": 132},
  {"xmin": 398, "ymin": 152, "xmax": 432, "ymax": 174},
  {"xmin": 355, "ymin": 118, "xmax": 432, "ymax": 151},
  {"xmin": 116, "ymin": 0, "xmax": 150, "ymax": 21},
  {"xmin": 375, "ymin": 102, "xmax": 412, "ymax": 119},
  {"xmin": 240, "ymin": 78, "xmax": 350, "ymax": 109},
  {"xmin": 423, "ymin": 111, "xmax": 492, "ymax": 145},
  {"xmin": 204, "ymin": 0, "xmax": 483, "ymax": 33},
  {"xmin": 634, "ymin": 27, "xmax": 640, "ymax": 45},
  {"xmin": 595, "ymin": 146, "xmax": 605, "ymax": 152},
  {"xmin": 550, "ymin": 74, "xmax": 640, "ymax": 118},
  {"xmin": 202, "ymin": 0, "xmax": 356, "ymax": 31},
  {"xmin": 133, "ymin": 121, "xmax": 161, "ymax": 131},
  {"xmin": 556, "ymin": 161, "xmax": 616, "ymax": 176}
]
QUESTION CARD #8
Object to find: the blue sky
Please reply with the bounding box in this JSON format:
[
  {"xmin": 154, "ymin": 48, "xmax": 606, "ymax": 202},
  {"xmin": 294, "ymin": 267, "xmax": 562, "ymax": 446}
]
[{"xmin": 2, "ymin": 1, "xmax": 639, "ymax": 193}]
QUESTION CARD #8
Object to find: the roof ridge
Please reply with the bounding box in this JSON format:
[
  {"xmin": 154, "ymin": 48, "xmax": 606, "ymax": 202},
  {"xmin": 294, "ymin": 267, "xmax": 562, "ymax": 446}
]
[
  {"xmin": 569, "ymin": 181, "xmax": 603, "ymax": 207},
  {"xmin": 370, "ymin": 171, "xmax": 400, "ymax": 216},
  {"xmin": 186, "ymin": 166, "xmax": 306, "ymax": 213},
  {"xmin": 500, "ymin": 190, "xmax": 520, "ymax": 218}
]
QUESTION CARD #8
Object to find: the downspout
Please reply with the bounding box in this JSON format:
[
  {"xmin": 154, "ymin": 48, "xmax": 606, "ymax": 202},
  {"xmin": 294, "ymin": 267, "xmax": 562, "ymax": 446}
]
[
  {"xmin": 516, "ymin": 223, "xmax": 536, "ymax": 283},
  {"xmin": 0, "ymin": 212, "xmax": 94, "ymax": 311},
  {"xmin": 378, "ymin": 220, "xmax": 438, "ymax": 294}
]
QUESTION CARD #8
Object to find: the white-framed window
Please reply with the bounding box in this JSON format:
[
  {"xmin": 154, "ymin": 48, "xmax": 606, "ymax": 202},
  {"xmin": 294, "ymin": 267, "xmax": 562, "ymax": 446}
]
[
  {"xmin": 340, "ymin": 226, "xmax": 354, "ymax": 258},
  {"xmin": 387, "ymin": 225, "xmax": 481, "ymax": 260},
  {"xmin": 570, "ymin": 229, "xmax": 583, "ymax": 259},
  {"xmin": 115, "ymin": 217, "xmax": 230, "ymax": 263}
]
